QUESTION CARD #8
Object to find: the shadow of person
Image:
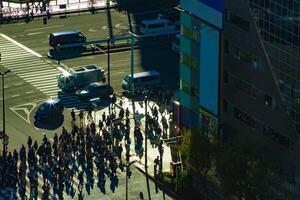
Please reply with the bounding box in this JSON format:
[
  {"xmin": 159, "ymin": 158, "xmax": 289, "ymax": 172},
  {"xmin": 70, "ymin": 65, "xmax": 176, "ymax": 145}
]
[
  {"xmin": 78, "ymin": 189, "xmax": 84, "ymax": 200},
  {"xmin": 97, "ymin": 176, "xmax": 106, "ymax": 194},
  {"xmin": 139, "ymin": 192, "xmax": 144, "ymax": 199}
]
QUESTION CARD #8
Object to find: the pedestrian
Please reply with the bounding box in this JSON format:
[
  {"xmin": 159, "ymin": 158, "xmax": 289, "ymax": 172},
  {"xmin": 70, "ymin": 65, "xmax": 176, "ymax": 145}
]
[
  {"xmin": 71, "ymin": 109, "xmax": 76, "ymax": 121},
  {"xmin": 27, "ymin": 136, "xmax": 32, "ymax": 149},
  {"xmin": 102, "ymin": 112, "xmax": 106, "ymax": 123},
  {"xmin": 125, "ymin": 107, "xmax": 130, "ymax": 118}
]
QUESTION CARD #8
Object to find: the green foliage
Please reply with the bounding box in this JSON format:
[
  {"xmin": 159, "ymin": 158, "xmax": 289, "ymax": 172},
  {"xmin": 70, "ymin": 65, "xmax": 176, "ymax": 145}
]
[
  {"xmin": 157, "ymin": 172, "xmax": 175, "ymax": 187},
  {"xmin": 180, "ymin": 127, "xmax": 219, "ymax": 199},
  {"xmin": 180, "ymin": 128, "xmax": 219, "ymax": 178},
  {"xmin": 216, "ymin": 135, "xmax": 272, "ymax": 200}
]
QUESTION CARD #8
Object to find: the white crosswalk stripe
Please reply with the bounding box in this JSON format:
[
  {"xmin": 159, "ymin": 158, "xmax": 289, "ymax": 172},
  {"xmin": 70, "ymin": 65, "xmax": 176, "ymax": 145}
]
[{"xmin": 0, "ymin": 34, "xmax": 91, "ymax": 112}]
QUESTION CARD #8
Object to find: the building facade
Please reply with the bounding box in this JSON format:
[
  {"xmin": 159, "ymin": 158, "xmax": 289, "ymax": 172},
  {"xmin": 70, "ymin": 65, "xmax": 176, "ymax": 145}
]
[
  {"xmin": 179, "ymin": 0, "xmax": 223, "ymax": 134},
  {"xmin": 223, "ymin": 0, "xmax": 300, "ymax": 198},
  {"xmin": 180, "ymin": 0, "xmax": 300, "ymax": 198}
]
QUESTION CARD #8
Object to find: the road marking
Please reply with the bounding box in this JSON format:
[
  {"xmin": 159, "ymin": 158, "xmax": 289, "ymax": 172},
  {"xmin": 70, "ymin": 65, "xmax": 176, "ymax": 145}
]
[
  {"xmin": 15, "ymin": 82, "xmax": 23, "ymax": 86},
  {"xmin": 25, "ymin": 91, "xmax": 34, "ymax": 94},
  {"xmin": 0, "ymin": 33, "xmax": 42, "ymax": 58},
  {"xmin": 102, "ymin": 25, "xmax": 107, "ymax": 29},
  {"xmin": 4, "ymin": 86, "xmax": 8, "ymax": 89},
  {"xmin": 27, "ymin": 32, "xmax": 43, "ymax": 36},
  {"xmin": 10, "ymin": 99, "xmax": 46, "ymax": 124},
  {"xmin": 24, "ymin": 24, "xmax": 64, "ymax": 32},
  {"xmin": 11, "ymin": 94, "xmax": 20, "ymax": 98}
]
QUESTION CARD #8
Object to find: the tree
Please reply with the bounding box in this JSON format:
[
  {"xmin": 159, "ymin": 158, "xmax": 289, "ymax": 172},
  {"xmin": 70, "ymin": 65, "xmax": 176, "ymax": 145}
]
[
  {"xmin": 216, "ymin": 135, "xmax": 272, "ymax": 200},
  {"xmin": 180, "ymin": 127, "xmax": 219, "ymax": 199}
]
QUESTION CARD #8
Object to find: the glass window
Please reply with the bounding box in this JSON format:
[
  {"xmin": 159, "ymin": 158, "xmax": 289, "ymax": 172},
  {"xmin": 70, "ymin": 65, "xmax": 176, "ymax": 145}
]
[
  {"xmin": 234, "ymin": 107, "xmax": 255, "ymax": 128},
  {"xmin": 226, "ymin": 11, "xmax": 250, "ymax": 31}
]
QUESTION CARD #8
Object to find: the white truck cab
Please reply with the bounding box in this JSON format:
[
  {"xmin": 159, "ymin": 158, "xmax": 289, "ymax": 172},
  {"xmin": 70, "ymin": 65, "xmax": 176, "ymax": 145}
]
[{"xmin": 58, "ymin": 64, "xmax": 105, "ymax": 91}]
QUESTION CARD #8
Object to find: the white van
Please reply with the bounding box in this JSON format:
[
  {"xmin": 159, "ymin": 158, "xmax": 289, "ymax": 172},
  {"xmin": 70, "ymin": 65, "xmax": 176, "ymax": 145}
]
[
  {"xmin": 140, "ymin": 18, "xmax": 176, "ymax": 35},
  {"xmin": 122, "ymin": 71, "xmax": 160, "ymax": 90}
]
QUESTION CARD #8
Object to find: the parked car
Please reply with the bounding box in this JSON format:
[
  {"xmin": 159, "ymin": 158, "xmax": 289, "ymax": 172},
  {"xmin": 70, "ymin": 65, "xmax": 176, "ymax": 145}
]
[
  {"xmin": 76, "ymin": 82, "xmax": 113, "ymax": 100},
  {"xmin": 34, "ymin": 98, "xmax": 64, "ymax": 122}
]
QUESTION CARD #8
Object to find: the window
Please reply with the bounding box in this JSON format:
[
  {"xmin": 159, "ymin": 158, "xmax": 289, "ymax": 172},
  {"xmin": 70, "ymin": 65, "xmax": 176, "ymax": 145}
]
[
  {"xmin": 182, "ymin": 26, "xmax": 199, "ymax": 42},
  {"xmin": 191, "ymin": 87, "xmax": 199, "ymax": 98},
  {"xmin": 234, "ymin": 108, "xmax": 255, "ymax": 128},
  {"xmin": 226, "ymin": 11, "xmax": 250, "ymax": 31},
  {"xmin": 264, "ymin": 94, "xmax": 273, "ymax": 107},
  {"xmin": 140, "ymin": 75, "xmax": 158, "ymax": 82},
  {"xmin": 181, "ymin": 80, "xmax": 191, "ymax": 94},
  {"xmin": 148, "ymin": 23, "xmax": 165, "ymax": 29},
  {"xmin": 181, "ymin": 53, "xmax": 199, "ymax": 69},
  {"xmin": 263, "ymin": 125, "xmax": 292, "ymax": 150}
]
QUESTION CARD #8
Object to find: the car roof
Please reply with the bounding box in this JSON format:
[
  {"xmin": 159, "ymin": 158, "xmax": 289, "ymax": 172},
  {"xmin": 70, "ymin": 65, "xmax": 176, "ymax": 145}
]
[
  {"xmin": 128, "ymin": 71, "xmax": 160, "ymax": 79},
  {"xmin": 51, "ymin": 31, "xmax": 81, "ymax": 37},
  {"xmin": 141, "ymin": 18, "xmax": 170, "ymax": 25},
  {"xmin": 43, "ymin": 98, "xmax": 61, "ymax": 106}
]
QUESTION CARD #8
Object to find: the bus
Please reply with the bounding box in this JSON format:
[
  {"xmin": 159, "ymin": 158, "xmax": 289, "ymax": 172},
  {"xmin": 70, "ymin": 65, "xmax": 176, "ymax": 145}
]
[
  {"xmin": 172, "ymin": 34, "xmax": 180, "ymax": 53},
  {"xmin": 140, "ymin": 18, "xmax": 176, "ymax": 35},
  {"xmin": 49, "ymin": 31, "xmax": 86, "ymax": 48}
]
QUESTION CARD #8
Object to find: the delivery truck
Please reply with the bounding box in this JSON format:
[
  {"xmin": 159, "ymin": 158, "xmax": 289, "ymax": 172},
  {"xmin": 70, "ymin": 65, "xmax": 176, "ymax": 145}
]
[{"xmin": 58, "ymin": 64, "xmax": 105, "ymax": 91}]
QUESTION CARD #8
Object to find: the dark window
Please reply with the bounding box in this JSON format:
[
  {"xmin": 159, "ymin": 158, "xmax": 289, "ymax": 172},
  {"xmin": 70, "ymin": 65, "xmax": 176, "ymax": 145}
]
[
  {"xmin": 148, "ymin": 23, "xmax": 165, "ymax": 29},
  {"xmin": 226, "ymin": 11, "xmax": 250, "ymax": 31},
  {"xmin": 264, "ymin": 94, "xmax": 273, "ymax": 107},
  {"xmin": 263, "ymin": 125, "xmax": 291, "ymax": 150},
  {"xmin": 140, "ymin": 75, "xmax": 159, "ymax": 82},
  {"xmin": 234, "ymin": 108, "xmax": 255, "ymax": 128}
]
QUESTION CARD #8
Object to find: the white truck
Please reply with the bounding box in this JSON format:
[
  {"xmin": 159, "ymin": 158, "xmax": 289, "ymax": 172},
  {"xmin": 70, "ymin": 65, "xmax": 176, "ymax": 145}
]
[{"xmin": 57, "ymin": 64, "xmax": 105, "ymax": 91}]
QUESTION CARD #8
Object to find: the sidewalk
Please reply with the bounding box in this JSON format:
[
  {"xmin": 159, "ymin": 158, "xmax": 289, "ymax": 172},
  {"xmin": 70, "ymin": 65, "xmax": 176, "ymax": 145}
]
[{"xmin": 85, "ymin": 96, "xmax": 174, "ymax": 178}]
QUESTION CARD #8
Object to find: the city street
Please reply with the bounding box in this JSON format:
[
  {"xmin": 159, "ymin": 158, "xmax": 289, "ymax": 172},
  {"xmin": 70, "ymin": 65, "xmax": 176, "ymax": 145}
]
[{"xmin": 0, "ymin": 5, "xmax": 179, "ymax": 199}]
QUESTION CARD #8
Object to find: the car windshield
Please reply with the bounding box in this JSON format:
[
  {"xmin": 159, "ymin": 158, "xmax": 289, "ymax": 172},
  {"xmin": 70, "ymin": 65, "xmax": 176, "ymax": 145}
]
[{"xmin": 40, "ymin": 104, "xmax": 50, "ymax": 111}]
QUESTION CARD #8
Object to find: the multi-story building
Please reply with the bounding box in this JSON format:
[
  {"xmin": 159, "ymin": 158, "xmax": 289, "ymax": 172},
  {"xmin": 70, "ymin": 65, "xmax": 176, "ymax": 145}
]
[
  {"xmin": 179, "ymin": 0, "xmax": 223, "ymax": 131},
  {"xmin": 179, "ymin": 0, "xmax": 300, "ymax": 198},
  {"xmin": 223, "ymin": 0, "xmax": 300, "ymax": 198}
]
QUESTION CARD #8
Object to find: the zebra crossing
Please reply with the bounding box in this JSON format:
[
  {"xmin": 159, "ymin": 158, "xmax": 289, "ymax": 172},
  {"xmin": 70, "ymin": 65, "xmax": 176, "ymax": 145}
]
[{"xmin": 0, "ymin": 33, "xmax": 90, "ymax": 111}]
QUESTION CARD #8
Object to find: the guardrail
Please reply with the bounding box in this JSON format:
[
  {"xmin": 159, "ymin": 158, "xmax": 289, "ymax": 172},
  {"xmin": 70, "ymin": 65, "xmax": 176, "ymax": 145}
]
[{"xmin": 56, "ymin": 30, "xmax": 180, "ymax": 50}]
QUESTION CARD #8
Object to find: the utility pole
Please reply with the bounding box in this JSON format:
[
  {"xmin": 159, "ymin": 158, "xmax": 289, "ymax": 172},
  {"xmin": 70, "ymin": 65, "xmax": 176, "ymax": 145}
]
[
  {"xmin": 1, "ymin": 69, "xmax": 10, "ymax": 157},
  {"xmin": 144, "ymin": 96, "xmax": 151, "ymax": 200}
]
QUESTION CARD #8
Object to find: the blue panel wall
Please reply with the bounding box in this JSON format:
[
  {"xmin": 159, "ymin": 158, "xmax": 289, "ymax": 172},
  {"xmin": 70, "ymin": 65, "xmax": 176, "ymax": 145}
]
[
  {"xmin": 181, "ymin": 0, "xmax": 223, "ymax": 29},
  {"xmin": 198, "ymin": 0, "xmax": 224, "ymax": 13},
  {"xmin": 199, "ymin": 26, "xmax": 220, "ymax": 116}
]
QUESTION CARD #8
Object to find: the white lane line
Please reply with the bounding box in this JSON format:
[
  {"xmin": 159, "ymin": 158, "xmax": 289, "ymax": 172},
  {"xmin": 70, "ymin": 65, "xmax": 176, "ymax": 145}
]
[
  {"xmin": 11, "ymin": 94, "xmax": 20, "ymax": 98},
  {"xmin": 15, "ymin": 82, "xmax": 23, "ymax": 86},
  {"xmin": 25, "ymin": 75, "xmax": 57, "ymax": 82},
  {"xmin": 0, "ymin": 33, "xmax": 42, "ymax": 58},
  {"xmin": 4, "ymin": 86, "xmax": 8, "ymax": 89},
  {"xmin": 32, "ymin": 81, "xmax": 57, "ymax": 87},
  {"xmin": 37, "ymin": 85, "xmax": 58, "ymax": 90},
  {"xmin": 39, "ymin": 87, "xmax": 60, "ymax": 92},
  {"xmin": 25, "ymin": 91, "xmax": 34, "ymax": 94},
  {"xmin": 25, "ymin": 76, "xmax": 56, "ymax": 82},
  {"xmin": 27, "ymin": 32, "xmax": 43, "ymax": 36},
  {"xmin": 24, "ymin": 25, "xmax": 64, "ymax": 32}
]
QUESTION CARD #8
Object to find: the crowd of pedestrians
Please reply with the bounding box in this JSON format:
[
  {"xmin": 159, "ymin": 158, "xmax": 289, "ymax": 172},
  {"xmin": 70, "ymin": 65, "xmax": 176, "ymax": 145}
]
[{"xmin": 0, "ymin": 93, "xmax": 171, "ymax": 199}]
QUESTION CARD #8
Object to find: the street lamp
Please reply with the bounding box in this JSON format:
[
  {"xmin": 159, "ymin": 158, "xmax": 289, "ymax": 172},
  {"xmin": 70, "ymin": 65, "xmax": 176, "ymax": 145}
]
[{"xmin": 1, "ymin": 69, "xmax": 11, "ymax": 157}]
